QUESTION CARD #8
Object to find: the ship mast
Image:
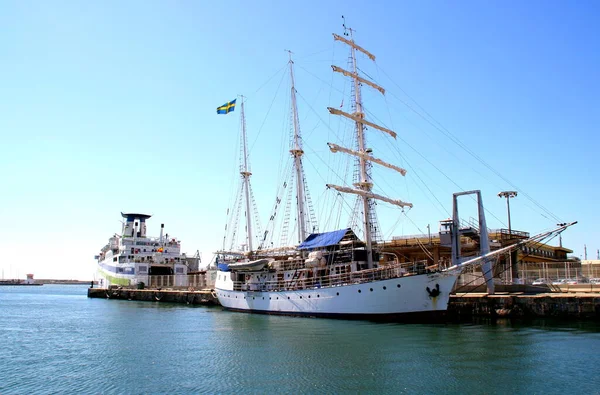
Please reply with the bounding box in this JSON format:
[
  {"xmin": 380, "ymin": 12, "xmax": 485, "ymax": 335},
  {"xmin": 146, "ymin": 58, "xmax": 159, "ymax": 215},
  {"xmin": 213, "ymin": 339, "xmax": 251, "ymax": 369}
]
[
  {"xmin": 328, "ymin": 25, "xmax": 412, "ymax": 268},
  {"xmin": 240, "ymin": 97, "xmax": 254, "ymax": 252},
  {"xmin": 287, "ymin": 51, "xmax": 308, "ymax": 244}
]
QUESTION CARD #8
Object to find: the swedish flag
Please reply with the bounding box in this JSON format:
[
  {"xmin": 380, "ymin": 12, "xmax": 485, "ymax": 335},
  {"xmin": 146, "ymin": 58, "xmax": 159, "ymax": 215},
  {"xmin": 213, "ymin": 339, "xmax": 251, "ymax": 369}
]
[{"xmin": 217, "ymin": 99, "xmax": 236, "ymax": 114}]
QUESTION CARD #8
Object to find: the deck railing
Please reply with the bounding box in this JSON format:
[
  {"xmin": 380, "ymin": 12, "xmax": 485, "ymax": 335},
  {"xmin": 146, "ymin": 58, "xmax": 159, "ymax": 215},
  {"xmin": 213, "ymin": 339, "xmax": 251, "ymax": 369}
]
[{"xmin": 231, "ymin": 261, "xmax": 431, "ymax": 292}]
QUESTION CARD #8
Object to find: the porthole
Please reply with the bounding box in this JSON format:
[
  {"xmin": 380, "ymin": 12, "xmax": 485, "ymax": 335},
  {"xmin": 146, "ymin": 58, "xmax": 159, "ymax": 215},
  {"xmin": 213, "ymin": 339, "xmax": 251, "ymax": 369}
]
[
  {"xmin": 383, "ymin": 286, "xmax": 387, "ymax": 290},
  {"xmin": 300, "ymin": 296, "xmax": 302, "ymax": 299},
  {"xmin": 288, "ymin": 297, "xmax": 290, "ymax": 300},
  {"xmin": 269, "ymin": 297, "xmax": 271, "ymax": 300},
  {"xmin": 262, "ymin": 297, "xmax": 265, "ymax": 300},
  {"xmin": 397, "ymin": 284, "xmax": 401, "ymax": 288},
  {"xmin": 317, "ymin": 295, "xmax": 320, "ymax": 298},
  {"xmin": 253, "ymin": 297, "xmax": 255, "ymax": 300},
  {"xmin": 336, "ymin": 292, "xmax": 339, "ymax": 296},
  {"xmin": 308, "ymin": 295, "xmax": 311, "ymax": 298},
  {"xmin": 358, "ymin": 290, "xmax": 361, "ymax": 293},
  {"xmin": 370, "ymin": 288, "xmax": 373, "ymax": 292}
]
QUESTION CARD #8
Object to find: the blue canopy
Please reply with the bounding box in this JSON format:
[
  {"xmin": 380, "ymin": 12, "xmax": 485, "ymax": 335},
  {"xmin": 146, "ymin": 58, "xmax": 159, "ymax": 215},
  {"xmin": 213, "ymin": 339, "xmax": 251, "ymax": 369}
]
[
  {"xmin": 217, "ymin": 263, "xmax": 230, "ymax": 272},
  {"xmin": 297, "ymin": 228, "xmax": 351, "ymax": 250}
]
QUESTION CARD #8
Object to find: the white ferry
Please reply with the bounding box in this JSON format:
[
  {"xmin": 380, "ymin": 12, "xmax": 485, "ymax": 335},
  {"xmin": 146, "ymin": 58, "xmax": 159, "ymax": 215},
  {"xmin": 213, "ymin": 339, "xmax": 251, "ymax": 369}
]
[{"xmin": 95, "ymin": 213, "xmax": 192, "ymax": 288}]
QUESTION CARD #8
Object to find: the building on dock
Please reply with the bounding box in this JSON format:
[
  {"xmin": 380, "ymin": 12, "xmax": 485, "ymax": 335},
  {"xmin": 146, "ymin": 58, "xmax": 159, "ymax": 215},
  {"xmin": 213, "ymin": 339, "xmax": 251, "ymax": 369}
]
[{"xmin": 379, "ymin": 220, "xmax": 577, "ymax": 286}]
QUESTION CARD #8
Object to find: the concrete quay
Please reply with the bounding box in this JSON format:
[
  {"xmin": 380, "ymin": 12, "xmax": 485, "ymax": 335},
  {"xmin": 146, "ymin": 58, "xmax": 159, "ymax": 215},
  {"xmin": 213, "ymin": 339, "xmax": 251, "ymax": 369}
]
[
  {"xmin": 449, "ymin": 292, "xmax": 600, "ymax": 320},
  {"xmin": 87, "ymin": 287, "xmax": 219, "ymax": 305},
  {"xmin": 88, "ymin": 287, "xmax": 600, "ymax": 320}
]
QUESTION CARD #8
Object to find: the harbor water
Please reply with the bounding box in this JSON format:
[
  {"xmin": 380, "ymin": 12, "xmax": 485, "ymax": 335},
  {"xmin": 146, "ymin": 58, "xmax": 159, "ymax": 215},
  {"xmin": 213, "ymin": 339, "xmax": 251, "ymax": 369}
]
[{"xmin": 1, "ymin": 285, "xmax": 599, "ymax": 394}]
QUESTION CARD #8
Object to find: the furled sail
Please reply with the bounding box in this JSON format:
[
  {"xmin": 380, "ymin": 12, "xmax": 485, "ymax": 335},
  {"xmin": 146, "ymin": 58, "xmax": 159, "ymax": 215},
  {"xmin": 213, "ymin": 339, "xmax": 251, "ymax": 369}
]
[
  {"xmin": 331, "ymin": 66, "xmax": 385, "ymax": 95},
  {"xmin": 326, "ymin": 184, "xmax": 413, "ymax": 208},
  {"xmin": 333, "ymin": 33, "xmax": 376, "ymax": 61},
  {"xmin": 327, "ymin": 143, "xmax": 406, "ymax": 176},
  {"xmin": 327, "ymin": 107, "xmax": 397, "ymax": 139}
]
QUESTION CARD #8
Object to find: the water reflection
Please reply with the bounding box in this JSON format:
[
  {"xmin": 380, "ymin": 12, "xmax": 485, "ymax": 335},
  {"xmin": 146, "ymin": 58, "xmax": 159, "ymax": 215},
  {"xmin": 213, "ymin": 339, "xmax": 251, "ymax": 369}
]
[{"xmin": 1, "ymin": 286, "xmax": 599, "ymax": 394}]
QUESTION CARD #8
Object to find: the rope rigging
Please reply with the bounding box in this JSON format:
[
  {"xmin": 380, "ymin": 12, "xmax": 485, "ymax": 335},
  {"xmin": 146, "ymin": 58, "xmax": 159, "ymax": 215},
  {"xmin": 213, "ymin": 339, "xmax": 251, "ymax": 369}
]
[
  {"xmin": 258, "ymin": 53, "xmax": 320, "ymax": 249},
  {"xmin": 293, "ymin": 40, "xmax": 565, "ymax": 241},
  {"xmin": 375, "ymin": 64, "xmax": 564, "ymax": 225},
  {"xmin": 222, "ymin": 35, "xmax": 569, "ymax": 260}
]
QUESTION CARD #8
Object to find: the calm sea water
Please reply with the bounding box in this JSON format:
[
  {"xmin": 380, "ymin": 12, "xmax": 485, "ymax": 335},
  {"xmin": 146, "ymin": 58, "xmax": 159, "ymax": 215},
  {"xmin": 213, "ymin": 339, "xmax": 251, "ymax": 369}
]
[{"xmin": 1, "ymin": 285, "xmax": 599, "ymax": 394}]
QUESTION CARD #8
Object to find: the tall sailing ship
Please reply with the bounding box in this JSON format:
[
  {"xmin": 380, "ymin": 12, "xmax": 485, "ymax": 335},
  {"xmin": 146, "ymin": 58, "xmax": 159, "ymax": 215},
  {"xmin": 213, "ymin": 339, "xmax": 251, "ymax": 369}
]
[{"xmin": 213, "ymin": 27, "xmax": 572, "ymax": 321}]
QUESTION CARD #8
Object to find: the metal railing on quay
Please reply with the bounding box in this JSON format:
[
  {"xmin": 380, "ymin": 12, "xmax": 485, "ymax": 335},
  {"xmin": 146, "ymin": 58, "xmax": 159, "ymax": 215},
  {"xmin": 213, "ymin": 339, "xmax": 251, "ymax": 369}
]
[
  {"xmin": 146, "ymin": 274, "xmax": 215, "ymax": 290},
  {"xmin": 516, "ymin": 261, "xmax": 600, "ymax": 286},
  {"xmin": 456, "ymin": 261, "xmax": 600, "ymax": 292}
]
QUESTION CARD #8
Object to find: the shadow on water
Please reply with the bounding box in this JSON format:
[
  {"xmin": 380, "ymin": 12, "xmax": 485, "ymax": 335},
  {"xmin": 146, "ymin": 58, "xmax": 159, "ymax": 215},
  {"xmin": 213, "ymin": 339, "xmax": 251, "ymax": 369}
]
[{"xmin": 462, "ymin": 316, "xmax": 600, "ymax": 333}]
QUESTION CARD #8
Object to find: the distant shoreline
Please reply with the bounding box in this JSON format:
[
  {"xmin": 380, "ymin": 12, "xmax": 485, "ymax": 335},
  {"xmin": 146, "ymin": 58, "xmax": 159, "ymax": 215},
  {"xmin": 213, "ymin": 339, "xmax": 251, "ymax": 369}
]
[
  {"xmin": 0, "ymin": 279, "xmax": 95, "ymax": 285},
  {"xmin": 37, "ymin": 280, "xmax": 95, "ymax": 285}
]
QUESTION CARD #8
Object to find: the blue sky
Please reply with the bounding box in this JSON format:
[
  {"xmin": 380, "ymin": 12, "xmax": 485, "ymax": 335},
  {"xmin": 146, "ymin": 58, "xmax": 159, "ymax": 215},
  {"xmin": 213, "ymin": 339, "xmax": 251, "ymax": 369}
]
[{"xmin": 1, "ymin": 0, "xmax": 598, "ymax": 280}]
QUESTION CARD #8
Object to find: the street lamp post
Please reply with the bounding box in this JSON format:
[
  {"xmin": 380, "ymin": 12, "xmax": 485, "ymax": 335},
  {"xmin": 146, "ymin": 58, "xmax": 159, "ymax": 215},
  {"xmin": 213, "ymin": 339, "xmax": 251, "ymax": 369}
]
[
  {"xmin": 498, "ymin": 191, "xmax": 518, "ymax": 236},
  {"xmin": 498, "ymin": 191, "xmax": 518, "ymax": 284}
]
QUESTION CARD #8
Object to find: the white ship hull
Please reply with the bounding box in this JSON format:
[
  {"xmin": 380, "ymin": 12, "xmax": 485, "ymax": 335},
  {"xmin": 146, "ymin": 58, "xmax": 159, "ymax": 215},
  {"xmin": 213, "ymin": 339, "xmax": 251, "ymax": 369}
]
[
  {"xmin": 96, "ymin": 261, "xmax": 146, "ymax": 288},
  {"xmin": 215, "ymin": 269, "xmax": 460, "ymax": 321}
]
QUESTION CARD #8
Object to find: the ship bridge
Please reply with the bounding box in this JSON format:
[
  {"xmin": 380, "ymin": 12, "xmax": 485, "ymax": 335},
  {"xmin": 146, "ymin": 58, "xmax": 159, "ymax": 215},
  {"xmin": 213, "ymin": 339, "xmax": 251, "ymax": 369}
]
[{"xmin": 121, "ymin": 212, "xmax": 151, "ymax": 238}]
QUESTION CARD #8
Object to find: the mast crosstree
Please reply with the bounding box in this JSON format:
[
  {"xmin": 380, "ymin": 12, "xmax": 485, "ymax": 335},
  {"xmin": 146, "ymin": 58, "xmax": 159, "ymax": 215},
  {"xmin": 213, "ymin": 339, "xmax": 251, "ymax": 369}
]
[{"xmin": 328, "ymin": 26, "xmax": 411, "ymax": 268}]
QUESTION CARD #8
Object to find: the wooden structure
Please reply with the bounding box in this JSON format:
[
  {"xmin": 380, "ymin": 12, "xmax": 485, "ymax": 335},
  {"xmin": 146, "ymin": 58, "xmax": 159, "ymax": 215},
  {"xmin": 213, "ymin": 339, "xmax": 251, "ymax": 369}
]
[{"xmin": 379, "ymin": 223, "xmax": 574, "ymax": 285}]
